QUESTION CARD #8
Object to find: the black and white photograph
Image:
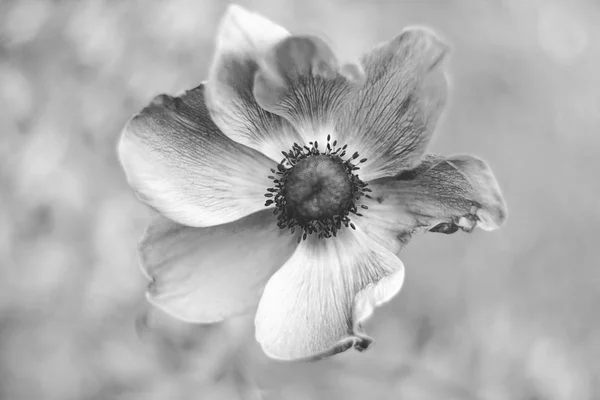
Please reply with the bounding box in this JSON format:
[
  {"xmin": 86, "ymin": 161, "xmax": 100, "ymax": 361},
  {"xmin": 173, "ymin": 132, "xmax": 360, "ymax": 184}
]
[{"xmin": 0, "ymin": 0, "xmax": 598, "ymax": 399}]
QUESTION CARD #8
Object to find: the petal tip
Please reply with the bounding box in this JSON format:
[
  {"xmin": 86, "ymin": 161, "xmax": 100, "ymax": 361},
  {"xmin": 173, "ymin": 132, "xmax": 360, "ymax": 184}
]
[
  {"xmin": 467, "ymin": 158, "xmax": 508, "ymax": 231},
  {"xmin": 216, "ymin": 3, "xmax": 289, "ymax": 53},
  {"xmin": 149, "ymin": 93, "xmax": 172, "ymax": 107},
  {"xmin": 221, "ymin": 4, "xmax": 253, "ymax": 27},
  {"xmin": 477, "ymin": 196, "xmax": 508, "ymax": 231},
  {"xmin": 341, "ymin": 62, "xmax": 366, "ymax": 84},
  {"xmin": 400, "ymin": 26, "xmax": 450, "ymax": 68},
  {"xmin": 117, "ymin": 96, "xmax": 165, "ymax": 158},
  {"xmin": 257, "ymin": 333, "xmax": 374, "ymax": 361},
  {"xmin": 445, "ymin": 155, "xmax": 508, "ymax": 232},
  {"xmin": 353, "ymin": 335, "xmax": 374, "ymax": 353},
  {"xmin": 402, "ymin": 25, "xmax": 450, "ymax": 48},
  {"xmin": 116, "ymin": 117, "xmax": 143, "ymax": 187},
  {"xmin": 225, "ymin": 3, "xmax": 249, "ymax": 14}
]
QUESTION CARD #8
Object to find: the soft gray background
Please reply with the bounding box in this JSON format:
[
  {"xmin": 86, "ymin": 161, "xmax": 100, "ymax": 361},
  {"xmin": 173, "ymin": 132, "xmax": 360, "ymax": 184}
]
[{"xmin": 1, "ymin": 0, "xmax": 599, "ymax": 399}]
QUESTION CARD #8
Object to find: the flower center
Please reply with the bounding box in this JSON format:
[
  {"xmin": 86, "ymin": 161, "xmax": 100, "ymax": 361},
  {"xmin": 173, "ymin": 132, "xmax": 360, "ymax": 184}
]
[
  {"xmin": 284, "ymin": 155, "xmax": 352, "ymax": 220},
  {"xmin": 265, "ymin": 135, "xmax": 371, "ymax": 242}
]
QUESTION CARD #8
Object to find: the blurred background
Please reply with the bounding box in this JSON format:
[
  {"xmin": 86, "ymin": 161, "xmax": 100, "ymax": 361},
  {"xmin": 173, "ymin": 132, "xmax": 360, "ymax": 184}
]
[{"xmin": 1, "ymin": 0, "xmax": 599, "ymax": 399}]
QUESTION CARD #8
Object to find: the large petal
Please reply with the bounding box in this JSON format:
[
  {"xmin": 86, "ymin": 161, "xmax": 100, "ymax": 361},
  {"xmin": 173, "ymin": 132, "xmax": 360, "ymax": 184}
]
[
  {"xmin": 205, "ymin": 5, "xmax": 303, "ymax": 162},
  {"xmin": 255, "ymin": 226, "xmax": 405, "ymax": 360},
  {"xmin": 141, "ymin": 209, "xmax": 299, "ymax": 323},
  {"xmin": 358, "ymin": 155, "xmax": 508, "ymax": 254},
  {"xmin": 253, "ymin": 35, "xmax": 363, "ymax": 144},
  {"xmin": 337, "ymin": 28, "xmax": 449, "ymax": 182},
  {"xmin": 118, "ymin": 84, "xmax": 276, "ymax": 228}
]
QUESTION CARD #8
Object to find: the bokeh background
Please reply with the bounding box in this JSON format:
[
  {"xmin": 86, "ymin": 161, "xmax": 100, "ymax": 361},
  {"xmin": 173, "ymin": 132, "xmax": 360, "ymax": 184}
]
[{"xmin": 1, "ymin": 0, "xmax": 599, "ymax": 399}]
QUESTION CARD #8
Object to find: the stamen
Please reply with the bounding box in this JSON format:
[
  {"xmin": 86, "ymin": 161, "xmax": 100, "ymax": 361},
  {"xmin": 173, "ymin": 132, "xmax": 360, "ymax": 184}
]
[{"xmin": 264, "ymin": 135, "xmax": 371, "ymax": 241}]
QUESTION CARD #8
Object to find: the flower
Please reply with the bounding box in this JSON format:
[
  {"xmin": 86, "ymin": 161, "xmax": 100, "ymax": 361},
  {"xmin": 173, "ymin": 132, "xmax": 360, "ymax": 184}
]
[{"xmin": 118, "ymin": 5, "xmax": 507, "ymax": 361}]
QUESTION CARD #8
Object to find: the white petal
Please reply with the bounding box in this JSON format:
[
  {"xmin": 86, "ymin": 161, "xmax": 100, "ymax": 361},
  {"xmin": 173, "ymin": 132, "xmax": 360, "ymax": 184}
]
[
  {"xmin": 253, "ymin": 35, "xmax": 357, "ymax": 145},
  {"xmin": 354, "ymin": 265, "xmax": 405, "ymax": 323},
  {"xmin": 337, "ymin": 27, "xmax": 449, "ymax": 181},
  {"xmin": 141, "ymin": 210, "xmax": 299, "ymax": 323},
  {"xmin": 216, "ymin": 5, "xmax": 289, "ymax": 56},
  {"xmin": 358, "ymin": 154, "xmax": 508, "ymax": 254},
  {"xmin": 118, "ymin": 84, "xmax": 276, "ymax": 227},
  {"xmin": 255, "ymin": 226, "xmax": 405, "ymax": 360},
  {"xmin": 205, "ymin": 5, "xmax": 303, "ymax": 162}
]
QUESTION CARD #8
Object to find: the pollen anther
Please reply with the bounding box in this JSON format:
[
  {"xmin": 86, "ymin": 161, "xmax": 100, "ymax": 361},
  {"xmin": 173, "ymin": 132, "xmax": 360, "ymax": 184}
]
[{"xmin": 264, "ymin": 136, "xmax": 370, "ymax": 241}]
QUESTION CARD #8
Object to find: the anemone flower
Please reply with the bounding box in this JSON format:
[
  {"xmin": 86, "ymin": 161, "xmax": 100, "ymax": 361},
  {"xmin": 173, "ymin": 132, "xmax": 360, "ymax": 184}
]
[{"xmin": 118, "ymin": 5, "xmax": 507, "ymax": 361}]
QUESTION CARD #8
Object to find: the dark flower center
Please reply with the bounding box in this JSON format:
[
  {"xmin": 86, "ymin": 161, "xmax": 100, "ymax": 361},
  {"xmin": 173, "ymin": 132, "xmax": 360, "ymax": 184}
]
[
  {"xmin": 284, "ymin": 155, "xmax": 352, "ymax": 220},
  {"xmin": 265, "ymin": 135, "xmax": 371, "ymax": 242}
]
